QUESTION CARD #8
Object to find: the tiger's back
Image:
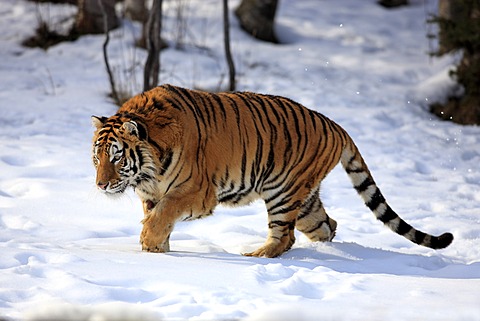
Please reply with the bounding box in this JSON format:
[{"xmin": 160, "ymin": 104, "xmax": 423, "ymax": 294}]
[{"xmin": 92, "ymin": 84, "xmax": 453, "ymax": 257}]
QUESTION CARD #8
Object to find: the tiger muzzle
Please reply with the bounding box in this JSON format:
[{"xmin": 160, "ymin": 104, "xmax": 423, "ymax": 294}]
[{"xmin": 97, "ymin": 181, "xmax": 109, "ymax": 190}]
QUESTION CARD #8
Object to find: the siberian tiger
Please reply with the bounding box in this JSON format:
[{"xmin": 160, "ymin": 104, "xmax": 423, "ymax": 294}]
[{"xmin": 91, "ymin": 84, "xmax": 453, "ymax": 257}]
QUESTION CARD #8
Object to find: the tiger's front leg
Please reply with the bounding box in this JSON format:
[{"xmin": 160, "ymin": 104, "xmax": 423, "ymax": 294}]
[
  {"xmin": 140, "ymin": 199, "xmax": 175, "ymax": 252},
  {"xmin": 139, "ymin": 189, "xmax": 217, "ymax": 253}
]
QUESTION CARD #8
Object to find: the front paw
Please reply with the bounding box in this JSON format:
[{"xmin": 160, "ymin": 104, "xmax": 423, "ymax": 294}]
[
  {"xmin": 141, "ymin": 241, "xmax": 170, "ymax": 253},
  {"xmin": 140, "ymin": 226, "xmax": 170, "ymax": 253}
]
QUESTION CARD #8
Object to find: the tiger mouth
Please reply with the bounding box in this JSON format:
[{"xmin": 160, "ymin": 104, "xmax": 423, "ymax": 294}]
[{"xmin": 99, "ymin": 182, "xmax": 128, "ymax": 194}]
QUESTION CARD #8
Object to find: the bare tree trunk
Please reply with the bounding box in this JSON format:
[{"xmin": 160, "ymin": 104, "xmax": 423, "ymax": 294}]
[
  {"xmin": 235, "ymin": 0, "xmax": 278, "ymax": 43},
  {"xmin": 98, "ymin": 0, "xmax": 120, "ymax": 105},
  {"xmin": 75, "ymin": 0, "xmax": 119, "ymax": 34},
  {"xmin": 437, "ymin": 0, "xmax": 464, "ymax": 54},
  {"xmin": 143, "ymin": 0, "xmax": 163, "ymax": 91},
  {"xmin": 223, "ymin": 0, "xmax": 236, "ymax": 91}
]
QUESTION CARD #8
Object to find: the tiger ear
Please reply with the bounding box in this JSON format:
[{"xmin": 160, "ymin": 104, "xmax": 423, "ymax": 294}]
[
  {"xmin": 123, "ymin": 120, "xmax": 148, "ymax": 140},
  {"xmin": 92, "ymin": 116, "xmax": 107, "ymax": 130}
]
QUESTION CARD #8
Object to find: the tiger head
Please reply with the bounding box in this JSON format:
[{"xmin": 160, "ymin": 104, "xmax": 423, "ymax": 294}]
[{"xmin": 91, "ymin": 115, "xmax": 155, "ymax": 195}]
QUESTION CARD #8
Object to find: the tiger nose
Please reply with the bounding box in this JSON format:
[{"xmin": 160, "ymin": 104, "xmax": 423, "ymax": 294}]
[{"xmin": 97, "ymin": 182, "xmax": 109, "ymax": 190}]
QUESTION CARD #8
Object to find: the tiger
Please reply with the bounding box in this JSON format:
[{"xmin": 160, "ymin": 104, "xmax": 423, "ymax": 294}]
[{"xmin": 91, "ymin": 84, "xmax": 453, "ymax": 258}]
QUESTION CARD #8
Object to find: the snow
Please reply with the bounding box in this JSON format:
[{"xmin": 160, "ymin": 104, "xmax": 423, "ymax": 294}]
[{"xmin": 1, "ymin": 0, "xmax": 479, "ymax": 320}]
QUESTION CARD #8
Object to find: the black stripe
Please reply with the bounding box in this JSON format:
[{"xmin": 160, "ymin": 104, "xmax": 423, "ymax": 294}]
[
  {"xmin": 252, "ymin": 134, "xmax": 264, "ymax": 178},
  {"xmin": 262, "ymin": 166, "xmax": 295, "ymax": 192},
  {"xmin": 268, "ymin": 220, "xmax": 295, "ymax": 229},
  {"xmin": 296, "ymin": 99, "xmax": 310, "ymax": 134},
  {"xmin": 165, "ymin": 166, "xmax": 184, "ymax": 195},
  {"xmin": 169, "ymin": 87, "xmax": 204, "ymax": 157},
  {"xmin": 219, "ymin": 147, "xmax": 256, "ymax": 204},
  {"xmin": 211, "ymin": 93, "xmax": 228, "ymax": 120},
  {"xmin": 176, "ymin": 87, "xmax": 208, "ymax": 128},
  {"xmin": 165, "ymin": 97, "xmax": 183, "ymax": 110},
  {"xmin": 264, "ymin": 178, "xmax": 296, "ymax": 204},
  {"xmin": 226, "ymin": 96, "xmax": 241, "ymax": 127},
  {"xmin": 298, "ymin": 194, "xmax": 320, "ymax": 220},
  {"xmin": 414, "ymin": 230, "xmax": 427, "ymax": 244},
  {"xmin": 263, "ymin": 95, "xmax": 282, "ymax": 124},
  {"xmin": 136, "ymin": 122, "xmax": 148, "ymax": 140},
  {"xmin": 159, "ymin": 150, "xmax": 173, "ymax": 175},
  {"xmin": 135, "ymin": 146, "xmax": 144, "ymax": 168},
  {"xmin": 280, "ymin": 99, "xmax": 302, "ymax": 143},
  {"xmin": 198, "ymin": 94, "xmax": 212, "ymax": 127},
  {"xmin": 147, "ymin": 137, "xmax": 163, "ymax": 153},
  {"xmin": 218, "ymin": 191, "xmax": 238, "ymax": 203},
  {"xmin": 317, "ymin": 111, "xmax": 330, "ymax": 140},
  {"xmin": 346, "ymin": 167, "xmax": 364, "ymax": 174},
  {"xmin": 355, "ymin": 176, "xmax": 375, "ymax": 193},
  {"xmin": 218, "ymin": 172, "xmax": 242, "ymax": 202},
  {"xmin": 220, "ymin": 168, "xmax": 230, "ymax": 190},
  {"xmin": 377, "ymin": 205, "xmax": 397, "ymax": 223},
  {"xmin": 308, "ymin": 109, "xmax": 317, "ymax": 132},
  {"xmin": 302, "ymin": 220, "xmax": 327, "ymax": 234},
  {"xmin": 365, "ymin": 188, "xmax": 385, "ymax": 212},
  {"xmin": 205, "ymin": 94, "xmax": 218, "ymax": 128},
  {"xmin": 270, "ymin": 200, "xmax": 302, "ymax": 216},
  {"xmin": 171, "ymin": 170, "xmax": 193, "ymax": 192},
  {"xmin": 129, "ymin": 150, "xmax": 138, "ymax": 174},
  {"xmin": 267, "ymin": 197, "xmax": 291, "ymax": 213},
  {"xmin": 238, "ymin": 93, "xmax": 269, "ymax": 133},
  {"xmin": 151, "ymin": 97, "xmax": 164, "ymax": 110},
  {"xmin": 396, "ymin": 219, "xmax": 412, "ymax": 235},
  {"xmin": 240, "ymin": 146, "xmax": 247, "ymax": 188}
]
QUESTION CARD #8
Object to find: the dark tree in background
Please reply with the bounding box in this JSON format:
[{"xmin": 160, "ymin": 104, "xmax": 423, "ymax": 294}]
[
  {"xmin": 430, "ymin": 0, "xmax": 480, "ymax": 125},
  {"xmin": 98, "ymin": 0, "xmax": 121, "ymax": 105},
  {"xmin": 143, "ymin": 0, "xmax": 163, "ymax": 92},
  {"xmin": 235, "ymin": 0, "xmax": 278, "ymax": 43},
  {"xmin": 74, "ymin": 0, "xmax": 119, "ymax": 34},
  {"xmin": 223, "ymin": 0, "xmax": 236, "ymax": 91}
]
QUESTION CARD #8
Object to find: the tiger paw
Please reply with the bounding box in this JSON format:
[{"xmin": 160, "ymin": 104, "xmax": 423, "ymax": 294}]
[
  {"xmin": 141, "ymin": 237, "xmax": 170, "ymax": 252},
  {"xmin": 141, "ymin": 240, "xmax": 170, "ymax": 252},
  {"xmin": 243, "ymin": 241, "xmax": 287, "ymax": 258},
  {"xmin": 140, "ymin": 227, "xmax": 170, "ymax": 253}
]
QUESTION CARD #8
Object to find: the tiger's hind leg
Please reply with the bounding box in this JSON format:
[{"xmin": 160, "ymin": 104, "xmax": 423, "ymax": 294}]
[
  {"xmin": 243, "ymin": 197, "xmax": 300, "ymax": 258},
  {"xmin": 296, "ymin": 190, "xmax": 337, "ymax": 242}
]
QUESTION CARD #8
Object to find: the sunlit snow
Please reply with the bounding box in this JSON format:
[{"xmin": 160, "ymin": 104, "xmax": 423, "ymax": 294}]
[{"xmin": 1, "ymin": 0, "xmax": 479, "ymax": 320}]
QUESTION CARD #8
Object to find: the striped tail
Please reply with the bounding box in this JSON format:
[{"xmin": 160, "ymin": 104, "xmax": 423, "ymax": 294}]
[{"xmin": 340, "ymin": 141, "xmax": 453, "ymax": 249}]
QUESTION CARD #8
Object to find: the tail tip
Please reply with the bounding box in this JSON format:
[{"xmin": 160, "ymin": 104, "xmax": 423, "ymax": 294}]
[{"xmin": 433, "ymin": 232, "xmax": 454, "ymax": 249}]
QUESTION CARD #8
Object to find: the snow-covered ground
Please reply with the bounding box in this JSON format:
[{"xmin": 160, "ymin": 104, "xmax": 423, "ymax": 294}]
[{"xmin": 1, "ymin": 0, "xmax": 479, "ymax": 320}]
